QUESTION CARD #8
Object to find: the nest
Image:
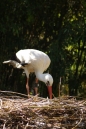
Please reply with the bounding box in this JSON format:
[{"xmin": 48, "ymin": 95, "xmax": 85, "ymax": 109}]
[{"xmin": 0, "ymin": 91, "xmax": 86, "ymax": 129}]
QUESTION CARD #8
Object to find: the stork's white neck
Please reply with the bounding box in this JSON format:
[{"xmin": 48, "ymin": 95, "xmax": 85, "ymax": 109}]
[
  {"xmin": 35, "ymin": 72, "xmax": 45, "ymax": 82},
  {"xmin": 35, "ymin": 72, "xmax": 53, "ymax": 86}
]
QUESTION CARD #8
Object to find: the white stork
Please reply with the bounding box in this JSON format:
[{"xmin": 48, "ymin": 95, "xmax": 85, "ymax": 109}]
[{"xmin": 3, "ymin": 49, "xmax": 53, "ymax": 99}]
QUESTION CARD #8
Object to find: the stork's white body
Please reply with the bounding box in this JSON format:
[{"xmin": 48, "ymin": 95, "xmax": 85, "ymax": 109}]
[
  {"xmin": 16, "ymin": 49, "xmax": 50, "ymax": 73},
  {"xmin": 3, "ymin": 49, "xmax": 53, "ymax": 98}
]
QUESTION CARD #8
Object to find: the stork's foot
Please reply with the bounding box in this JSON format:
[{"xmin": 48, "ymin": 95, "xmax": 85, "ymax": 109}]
[
  {"xmin": 27, "ymin": 94, "xmax": 39, "ymax": 101},
  {"xmin": 28, "ymin": 94, "xmax": 30, "ymax": 98},
  {"xmin": 33, "ymin": 94, "xmax": 39, "ymax": 101}
]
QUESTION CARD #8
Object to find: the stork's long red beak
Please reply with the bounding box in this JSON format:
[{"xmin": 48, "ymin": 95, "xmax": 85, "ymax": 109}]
[{"xmin": 47, "ymin": 86, "xmax": 52, "ymax": 99}]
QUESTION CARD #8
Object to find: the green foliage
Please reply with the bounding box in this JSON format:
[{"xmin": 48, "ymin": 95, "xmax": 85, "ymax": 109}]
[{"xmin": 0, "ymin": 0, "xmax": 86, "ymax": 97}]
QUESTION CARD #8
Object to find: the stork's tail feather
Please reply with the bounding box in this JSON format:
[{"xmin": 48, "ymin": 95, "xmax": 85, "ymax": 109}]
[
  {"xmin": 3, "ymin": 60, "xmax": 22, "ymax": 68},
  {"xmin": 3, "ymin": 60, "xmax": 12, "ymax": 64}
]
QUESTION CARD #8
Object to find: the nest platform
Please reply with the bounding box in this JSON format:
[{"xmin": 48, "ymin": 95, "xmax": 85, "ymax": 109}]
[{"xmin": 0, "ymin": 91, "xmax": 86, "ymax": 129}]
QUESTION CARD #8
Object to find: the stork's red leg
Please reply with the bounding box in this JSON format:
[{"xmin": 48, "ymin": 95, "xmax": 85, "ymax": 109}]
[
  {"xmin": 34, "ymin": 78, "xmax": 38, "ymax": 95},
  {"xmin": 26, "ymin": 78, "xmax": 30, "ymax": 94}
]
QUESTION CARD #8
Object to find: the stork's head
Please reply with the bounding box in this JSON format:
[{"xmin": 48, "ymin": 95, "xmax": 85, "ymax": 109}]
[
  {"xmin": 44, "ymin": 73, "xmax": 53, "ymax": 99},
  {"xmin": 45, "ymin": 73, "xmax": 53, "ymax": 86},
  {"xmin": 35, "ymin": 72, "xmax": 53, "ymax": 99}
]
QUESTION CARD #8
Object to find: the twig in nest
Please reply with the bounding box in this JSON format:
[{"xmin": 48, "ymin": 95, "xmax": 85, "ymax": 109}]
[
  {"xmin": 72, "ymin": 117, "xmax": 83, "ymax": 129},
  {"xmin": 0, "ymin": 99, "xmax": 2, "ymax": 109}
]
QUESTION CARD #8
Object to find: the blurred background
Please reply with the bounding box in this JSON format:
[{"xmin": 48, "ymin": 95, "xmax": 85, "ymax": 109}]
[{"xmin": 0, "ymin": 0, "xmax": 86, "ymax": 98}]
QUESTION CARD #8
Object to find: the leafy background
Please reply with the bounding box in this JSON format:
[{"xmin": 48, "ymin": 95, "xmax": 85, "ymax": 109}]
[{"xmin": 0, "ymin": 0, "xmax": 86, "ymax": 97}]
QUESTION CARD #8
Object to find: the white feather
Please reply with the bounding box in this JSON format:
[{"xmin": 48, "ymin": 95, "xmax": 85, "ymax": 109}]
[{"xmin": 3, "ymin": 49, "xmax": 53, "ymax": 86}]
